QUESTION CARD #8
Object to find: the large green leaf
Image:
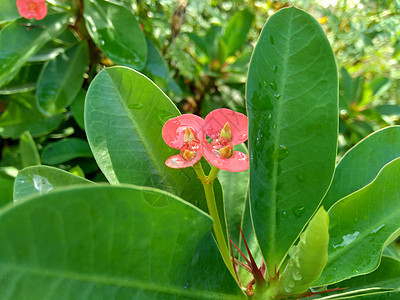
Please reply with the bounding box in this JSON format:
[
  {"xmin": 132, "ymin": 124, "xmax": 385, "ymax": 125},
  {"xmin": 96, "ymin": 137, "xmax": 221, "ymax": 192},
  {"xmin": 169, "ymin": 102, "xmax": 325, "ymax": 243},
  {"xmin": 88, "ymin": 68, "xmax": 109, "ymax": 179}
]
[
  {"xmin": 323, "ymin": 126, "xmax": 400, "ymax": 209},
  {"xmin": 85, "ymin": 67, "xmax": 223, "ymax": 220},
  {"xmin": 41, "ymin": 138, "xmax": 93, "ymax": 165},
  {"xmin": 0, "ymin": 185, "xmax": 244, "ymax": 299},
  {"xmin": 316, "ymin": 157, "xmax": 400, "ymax": 286},
  {"xmin": 19, "ymin": 131, "xmax": 41, "ymax": 167},
  {"xmin": 246, "ymin": 7, "xmax": 338, "ymax": 271},
  {"xmin": 328, "ymin": 256, "xmax": 400, "ymax": 295},
  {"xmin": 0, "ymin": 13, "xmax": 70, "ymax": 88},
  {"xmin": 0, "ymin": 94, "xmax": 64, "ymax": 139},
  {"xmin": 13, "ymin": 165, "xmax": 93, "ymax": 201},
  {"xmin": 83, "ymin": 0, "xmax": 147, "ymax": 70},
  {"xmin": 37, "ymin": 41, "xmax": 89, "ymax": 115}
]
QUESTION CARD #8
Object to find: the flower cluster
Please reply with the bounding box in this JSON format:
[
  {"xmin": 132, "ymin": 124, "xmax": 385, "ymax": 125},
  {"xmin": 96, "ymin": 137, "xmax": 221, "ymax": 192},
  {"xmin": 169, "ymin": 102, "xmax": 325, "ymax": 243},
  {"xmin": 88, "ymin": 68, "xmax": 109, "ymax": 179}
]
[
  {"xmin": 162, "ymin": 108, "xmax": 249, "ymax": 172},
  {"xmin": 17, "ymin": 0, "xmax": 47, "ymax": 20}
]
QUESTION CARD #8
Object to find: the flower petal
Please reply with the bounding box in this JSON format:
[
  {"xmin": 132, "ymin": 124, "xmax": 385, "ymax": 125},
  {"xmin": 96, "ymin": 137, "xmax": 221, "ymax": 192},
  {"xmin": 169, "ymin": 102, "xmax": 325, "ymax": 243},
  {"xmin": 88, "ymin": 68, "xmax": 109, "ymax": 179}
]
[
  {"xmin": 204, "ymin": 108, "xmax": 248, "ymax": 145},
  {"xmin": 203, "ymin": 142, "xmax": 249, "ymax": 172},
  {"xmin": 162, "ymin": 114, "xmax": 205, "ymax": 149},
  {"xmin": 165, "ymin": 153, "xmax": 202, "ymax": 169}
]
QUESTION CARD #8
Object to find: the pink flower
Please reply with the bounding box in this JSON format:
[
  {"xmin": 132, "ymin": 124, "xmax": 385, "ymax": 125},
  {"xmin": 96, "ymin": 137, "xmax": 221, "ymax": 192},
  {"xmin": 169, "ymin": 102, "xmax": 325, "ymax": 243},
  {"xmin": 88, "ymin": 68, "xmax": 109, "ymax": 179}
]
[
  {"xmin": 17, "ymin": 0, "xmax": 48, "ymax": 20},
  {"xmin": 162, "ymin": 108, "xmax": 249, "ymax": 172},
  {"xmin": 203, "ymin": 108, "xmax": 249, "ymax": 172},
  {"xmin": 162, "ymin": 114, "xmax": 205, "ymax": 169}
]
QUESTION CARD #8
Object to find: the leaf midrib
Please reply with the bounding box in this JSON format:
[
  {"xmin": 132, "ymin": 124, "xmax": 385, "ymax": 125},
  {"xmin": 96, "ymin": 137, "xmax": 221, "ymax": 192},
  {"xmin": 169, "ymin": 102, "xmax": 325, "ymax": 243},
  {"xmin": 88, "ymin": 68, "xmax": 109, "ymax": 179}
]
[{"xmin": 268, "ymin": 9, "xmax": 294, "ymax": 268}]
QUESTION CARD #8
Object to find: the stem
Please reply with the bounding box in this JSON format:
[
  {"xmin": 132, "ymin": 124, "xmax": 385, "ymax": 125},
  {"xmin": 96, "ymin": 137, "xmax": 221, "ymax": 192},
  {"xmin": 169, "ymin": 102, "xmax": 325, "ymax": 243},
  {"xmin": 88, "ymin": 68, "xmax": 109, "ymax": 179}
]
[{"xmin": 192, "ymin": 162, "xmax": 236, "ymax": 279}]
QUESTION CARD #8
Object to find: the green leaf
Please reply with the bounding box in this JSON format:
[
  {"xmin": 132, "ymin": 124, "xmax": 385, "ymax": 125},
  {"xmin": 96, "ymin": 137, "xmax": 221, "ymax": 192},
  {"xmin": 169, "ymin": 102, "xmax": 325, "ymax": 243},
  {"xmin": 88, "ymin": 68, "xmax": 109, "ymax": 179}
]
[
  {"xmin": 142, "ymin": 38, "xmax": 169, "ymax": 89},
  {"xmin": 13, "ymin": 165, "xmax": 93, "ymax": 201},
  {"xmin": 0, "ymin": 185, "xmax": 244, "ymax": 299},
  {"xmin": 223, "ymin": 8, "xmax": 254, "ymax": 57},
  {"xmin": 316, "ymin": 157, "xmax": 400, "ymax": 286},
  {"xmin": 0, "ymin": 0, "xmax": 20, "ymax": 23},
  {"xmin": 323, "ymin": 126, "xmax": 400, "ymax": 209},
  {"xmin": 329, "ymin": 256, "xmax": 400, "ymax": 294},
  {"xmin": 41, "ymin": 138, "xmax": 93, "ymax": 165},
  {"xmin": 383, "ymin": 244, "xmax": 400, "ymax": 261},
  {"xmin": 217, "ymin": 144, "xmax": 249, "ymax": 245},
  {"xmin": 70, "ymin": 89, "xmax": 86, "ymax": 130},
  {"xmin": 278, "ymin": 207, "xmax": 330, "ymax": 295},
  {"xmin": 85, "ymin": 66, "xmax": 209, "ymax": 210},
  {"xmin": 0, "ymin": 62, "xmax": 43, "ymax": 95},
  {"xmin": 0, "ymin": 13, "xmax": 70, "ymax": 88},
  {"xmin": 0, "ymin": 172, "xmax": 14, "ymax": 207},
  {"xmin": 83, "ymin": 0, "xmax": 147, "ymax": 70},
  {"xmin": 0, "ymin": 93, "xmax": 64, "ymax": 139},
  {"xmin": 246, "ymin": 7, "xmax": 338, "ymax": 271},
  {"xmin": 19, "ymin": 131, "xmax": 41, "ymax": 168},
  {"xmin": 37, "ymin": 41, "xmax": 89, "ymax": 115}
]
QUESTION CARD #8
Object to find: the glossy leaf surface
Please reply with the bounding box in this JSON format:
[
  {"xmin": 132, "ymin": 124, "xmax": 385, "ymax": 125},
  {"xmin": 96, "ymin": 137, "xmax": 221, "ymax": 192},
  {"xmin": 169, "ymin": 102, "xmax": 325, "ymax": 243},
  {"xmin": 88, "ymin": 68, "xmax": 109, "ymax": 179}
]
[
  {"xmin": 13, "ymin": 165, "xmax": 93, "ymax": 201},
  {"xmin": 246, "ymin": 7, "xmax": 338, "ymax": 271},
  {"xmin": 85, "ymin": 67, "xmax": 217, "ymax": 216},
  {"xmin": 0, "ymin": 13, "xmax": 70, "ymax": 88},
  {"xmin": 70, "ymin": 89, "xmax": 86, "ymax": 130},
  {"xmin": 0, "ymin": 185, "xmax": 243, "ymax": 299},
  {"xmin": 37, "ymin": 41, "xmax": 89, "ymax": 115},
  {"xmin": 41, "ymin": 138, "xmax": 93, "ymax": 165},
  {"xmin": 316, "ymin": 157, "xmax": 400, "ymax": 285},
  {"xmin": 0, "ymin": 172, "xmax": 14, "ymax": 207},
  {"xmin": 19, "ymin": 131, "xmax": 41, "ymax": 167},
  {"xmin": 83, "ymin": 0, "xmax": 147, "ymax": 70},
  {"xmin": 323, "ymin": 126, "xmax": 400, "ymax": 209}
]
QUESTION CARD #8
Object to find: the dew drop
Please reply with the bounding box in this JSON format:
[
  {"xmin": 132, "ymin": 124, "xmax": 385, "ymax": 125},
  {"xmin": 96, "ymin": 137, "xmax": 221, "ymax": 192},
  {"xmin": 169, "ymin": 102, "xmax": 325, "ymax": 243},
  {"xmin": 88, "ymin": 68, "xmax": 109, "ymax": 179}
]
[
  {"xmin": 272, "ymin": 123, "xmax": 277, "ymax": 129},
  {"xmin": 128, "ymin": 103, "xmax": 143, "ymax": 109},
  {"xmin": 274, "ymin": 93, "xmax": 281, "ymax": 99},
  {"xmin": 269, "ymin": 81, "xmax": 278, "ymax": 91},
  {"xmin": 282, "ymin": 211, "xmax": 289, "ymax": 218},
  {"xmin": 292, "ymin": 268, "xmax": 303, "ymax": 281},
  {"xmin": 269, "ymin": 35, "xmax": 275, "ymax": 45},
  {"xmin": 263, "ymin": 80, "xmax": 268, "ymax": 86},
  {"xmin": 292, "ymin": 206, "xmax": 305, "ymax": 218},
  {"xmin": 277, "ymin": 145, "xmax": 288, "ymax": 161},
  {"xmin": 273, "ymin": 65, "xmax": 278, "ymax": 73},
  {"xmin": 100, "ymin": 40, "xmax": 105, "ymax": 45}
]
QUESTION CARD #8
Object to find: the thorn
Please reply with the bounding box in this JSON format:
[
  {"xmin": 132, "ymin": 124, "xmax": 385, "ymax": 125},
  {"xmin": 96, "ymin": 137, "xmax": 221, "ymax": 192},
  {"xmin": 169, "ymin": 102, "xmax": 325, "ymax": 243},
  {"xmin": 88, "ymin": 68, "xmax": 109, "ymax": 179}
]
[
  {"xmin": 229, "ymin": 238, "xmax": 251, "ymax": 266},
  {"xmin": 229, "ymin": 239, "xmax": 241, "ymax": 286},
  {"xmin": 239, "ymin": 226, "xmax": 265, "ymax": 284}
]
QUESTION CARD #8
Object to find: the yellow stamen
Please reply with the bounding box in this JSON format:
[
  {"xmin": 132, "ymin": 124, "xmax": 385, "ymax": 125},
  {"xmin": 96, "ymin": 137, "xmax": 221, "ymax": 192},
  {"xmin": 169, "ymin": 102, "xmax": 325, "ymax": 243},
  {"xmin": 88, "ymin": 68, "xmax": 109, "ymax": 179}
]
[
  {"xmin": 182, "ymin": 150, "xmax": 196, "ymax": 160},
  {"xmin": 184, "ymin": 127, "xmax": 196, "ymax": 142},
  {"xmin": 220, "ymin": 122, "xmax": 232, "ymax": 140},
  {"xmin": 219, "ymin": 145, "xmax": 232, "ymax": 158}
]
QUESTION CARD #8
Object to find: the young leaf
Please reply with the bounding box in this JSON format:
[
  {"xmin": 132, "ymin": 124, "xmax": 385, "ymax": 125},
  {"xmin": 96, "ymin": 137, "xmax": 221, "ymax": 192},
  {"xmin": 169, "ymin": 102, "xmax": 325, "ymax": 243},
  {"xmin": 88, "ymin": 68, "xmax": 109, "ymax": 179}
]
[
  {"xmin": 13, "ymin": 165, "xmax": 94, "ymax": 201},
  {"xmin": 0, "ymin": 185, "xmax": 244, "ymax": 299},
  {"xmin": 323, "ymin": 126, "xmax": 400, "ymax": 209},
  {"xmin": 246, "ymin": 7, "xmax": 338, "ymax": 272},
  {"xmin": 278, "ymin": 207, "xmax": 329, "ymax": 295},
  {"xmin": 37, "ymin": 41, "xmax": 89, "ymax": 115},
  {"xmin": 19, "ymin": 131, "xmax": 41, "ymax": 167},
  {"xmin": 0, "ymin": 13, "xmax": 70, "ymax": 88},
  {"xmin": 83, "ymin": 0, "xmax": 147, "ymax": 70},
  {"xmin": 316, "ymin": 157, "xmax": 400, "ymax": 286},
  {"xmin": 41, "ymin": 138, "xmax": 93, "ymax": 165}
]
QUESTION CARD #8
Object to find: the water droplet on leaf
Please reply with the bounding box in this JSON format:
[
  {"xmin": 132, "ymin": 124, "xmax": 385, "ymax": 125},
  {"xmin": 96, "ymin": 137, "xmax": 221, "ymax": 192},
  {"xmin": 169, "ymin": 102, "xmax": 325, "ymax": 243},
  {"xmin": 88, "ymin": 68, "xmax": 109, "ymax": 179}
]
[
  {"xmin": 274, "ymin": 93, "xmax": 281, "ymax": 99},
  {"xmin": 273, "ymin": 65, "xmax": 278, "ymax": 73},
  {"xmin": 269, "ymin": 81, "xmax": 278, "ymax": 91},
  {"xmin": 128, "ymin": 103, "xmax": 143, "ymax": 109},
  {"xmin": 292, "ymin": 268, "xmax": 303, "ymax": 281},
  {"xmin": 269, "ymin": 35, "xmax": 275, "ymax": 45},
  {"xmin": 282, "ymin": 211, "xmax": 289, "ymax": 218},
  {"xmin": 292, "ymin": 206, "xmax": 305, "ymax": 218}
]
